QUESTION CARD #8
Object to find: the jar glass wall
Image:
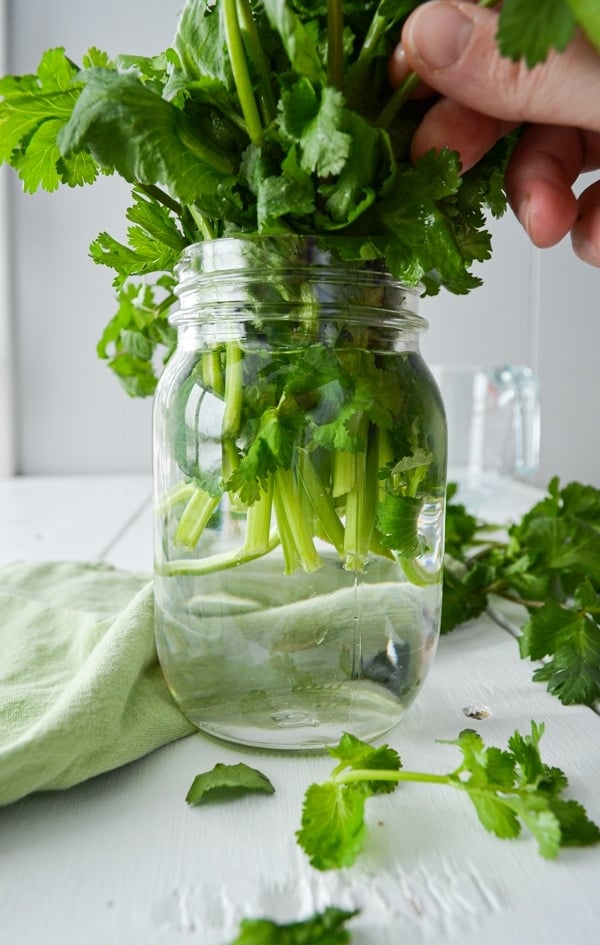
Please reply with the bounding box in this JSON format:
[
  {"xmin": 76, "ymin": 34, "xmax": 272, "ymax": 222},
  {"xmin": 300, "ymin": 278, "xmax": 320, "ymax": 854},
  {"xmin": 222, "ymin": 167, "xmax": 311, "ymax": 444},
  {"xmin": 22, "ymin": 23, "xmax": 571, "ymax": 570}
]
[{"xmin": 153, "ymin": 236, "xmax": 447, "ymax": 750}]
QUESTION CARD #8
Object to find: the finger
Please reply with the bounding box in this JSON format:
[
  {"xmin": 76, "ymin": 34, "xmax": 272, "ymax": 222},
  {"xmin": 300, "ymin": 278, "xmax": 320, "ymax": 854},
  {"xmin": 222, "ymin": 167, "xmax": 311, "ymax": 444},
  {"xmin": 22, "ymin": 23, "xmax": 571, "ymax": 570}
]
[
  {"xmin": 401, "ymin": 1, "xmax": 600, "ymax": 134},
  {"xmin": 572, "ymin": 179, "xmax": 600, "ymax": 267},
  {"xmin": 504, "ymin": 125, "xmax": 584, "ymax": 248},
  {"xmin": 410, "ymin": 96, "xmax": 517, "ymax": 171}
]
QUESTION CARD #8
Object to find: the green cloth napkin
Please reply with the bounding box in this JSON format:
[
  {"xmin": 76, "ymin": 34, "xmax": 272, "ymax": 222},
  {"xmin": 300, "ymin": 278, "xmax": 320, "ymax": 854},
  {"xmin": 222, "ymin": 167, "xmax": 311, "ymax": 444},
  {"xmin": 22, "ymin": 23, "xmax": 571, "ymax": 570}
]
[{"xmin": 0, "ymin": 560, "xmax": 195, "ymax": 806}]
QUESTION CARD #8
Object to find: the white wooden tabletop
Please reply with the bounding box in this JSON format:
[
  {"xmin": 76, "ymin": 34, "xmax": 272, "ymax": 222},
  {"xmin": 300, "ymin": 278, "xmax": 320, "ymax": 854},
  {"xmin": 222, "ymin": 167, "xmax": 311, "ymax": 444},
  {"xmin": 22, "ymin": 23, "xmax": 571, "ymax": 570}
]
[{"xmin": 1, "ymin": 474, "xmax": 599, "ymax": 945}]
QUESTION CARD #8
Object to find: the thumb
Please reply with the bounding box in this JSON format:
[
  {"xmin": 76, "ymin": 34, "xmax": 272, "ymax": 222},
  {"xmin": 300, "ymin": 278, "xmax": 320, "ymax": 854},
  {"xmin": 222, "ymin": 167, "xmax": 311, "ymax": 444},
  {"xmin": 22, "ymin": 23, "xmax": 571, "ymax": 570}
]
[{"xmin": 400, "ymin": 1, "xmax": 600, "ymax": 134}]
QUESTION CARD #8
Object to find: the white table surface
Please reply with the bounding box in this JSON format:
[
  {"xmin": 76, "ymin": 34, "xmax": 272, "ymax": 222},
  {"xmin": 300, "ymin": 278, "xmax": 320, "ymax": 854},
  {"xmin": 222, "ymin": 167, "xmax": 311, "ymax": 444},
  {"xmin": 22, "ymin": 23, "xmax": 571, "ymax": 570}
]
[{"xmin": 1, "ymin": 474, "xmax": 599, "ymax": 945}]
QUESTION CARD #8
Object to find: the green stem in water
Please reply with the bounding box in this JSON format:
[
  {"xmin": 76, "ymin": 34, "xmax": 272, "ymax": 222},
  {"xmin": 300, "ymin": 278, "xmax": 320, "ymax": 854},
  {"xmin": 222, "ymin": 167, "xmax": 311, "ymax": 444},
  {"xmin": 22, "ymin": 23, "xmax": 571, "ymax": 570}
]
[
  {"xmin": 160, "ymin": 533, "xmax": 280, "ymax": 577},
  {"xmin": 242, "ymin": 477, "xmax": 274, "ymax": 555},
  {"xmin": 297, "ymin": 448, "xmax": 345, "ymax": 555},
  {"xmin": 332, "ymin": 450, "xmax": 355, "ymax": 499},
  {"xmin": 343, "ymin": 440, "xmax": 377, "ymax": 573},
  {"xmin": 327, "ymin": 0, "xmax": 344, "ymax": 90},
  {"xmin": 223, "ymin": 0, "xmax": 264, "ymax": 145},
  {"xmin": 222, "ymin": 340, "xmax": 244, "ymax": 437},
  {"xmin": 156, "ymin": 480, "xmax": 196, "ymax": 517},
  {"xmin": 273, "ymin": 467, "xmax": 322, "ymax": 575},
  {"xmin": 201, "ymin": 348, "xmax": 225, "ymax": 397},
  {"xmin": 174, "ymin": 486, "xmax": 221, "ymax": 548}
]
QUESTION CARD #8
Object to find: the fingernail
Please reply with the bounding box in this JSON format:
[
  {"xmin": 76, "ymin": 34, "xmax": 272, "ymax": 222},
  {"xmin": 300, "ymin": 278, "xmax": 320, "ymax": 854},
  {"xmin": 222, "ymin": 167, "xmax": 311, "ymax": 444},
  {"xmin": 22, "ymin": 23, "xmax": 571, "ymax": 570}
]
[
  {"xmin": 408, "ymin": 1, "xmax": 474, "ymax": 70},
  {"xmin": 517, "ymin": 196, "xmax": 533, "ymax": 237}
]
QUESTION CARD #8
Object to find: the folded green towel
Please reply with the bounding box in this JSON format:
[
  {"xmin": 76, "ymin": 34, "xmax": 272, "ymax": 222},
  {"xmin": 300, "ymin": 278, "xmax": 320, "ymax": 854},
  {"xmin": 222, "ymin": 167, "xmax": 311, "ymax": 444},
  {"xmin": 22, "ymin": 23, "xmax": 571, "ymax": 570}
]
[{"xmin": 0, "ymin": 560, "xmax": 195, "ymax": 806}]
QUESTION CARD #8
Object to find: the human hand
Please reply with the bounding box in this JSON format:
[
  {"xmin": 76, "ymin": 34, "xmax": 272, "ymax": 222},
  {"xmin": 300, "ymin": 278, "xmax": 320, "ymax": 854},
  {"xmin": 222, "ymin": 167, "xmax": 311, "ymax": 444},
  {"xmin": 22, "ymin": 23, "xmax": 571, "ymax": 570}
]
[{"xmin": 389, "ymin": 0, "xmax": 600, "ymax": 266}]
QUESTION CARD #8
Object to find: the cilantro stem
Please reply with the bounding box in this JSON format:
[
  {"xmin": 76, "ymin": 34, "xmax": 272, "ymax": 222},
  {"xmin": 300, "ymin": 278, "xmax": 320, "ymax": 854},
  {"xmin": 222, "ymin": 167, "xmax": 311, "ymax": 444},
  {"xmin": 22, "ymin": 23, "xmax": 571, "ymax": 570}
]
[
  {"xmin": 137, "ymin": 183, "xmax": 182, "ymax": 217},
  {"xmin": 273, "ymin": 467, "xmax": 323, "ymax": 574},
  {"xmin": 297, "ymin": 448, "xmax": 345, "ymax": 555},
  {"xmin": 376, "ymin": 72, "xmax": 420, "ymax": 129},
  {"xmin": 188, "ymin": 206, "xmax": 216, "ymax": 241},
  {"xmin": 358, "ymin": 0, "xmax": 398, "ymax": 61},
  {"xmin": 160, "ymin": 533, "xmax": 280, "ymax": 576},
  {"xmin": 202, "ymin": 349, "xmax": 225, "ymax": 396},
  {"xmin": 223, "ymin": 0, "xmax": 264, "ymax": 145},
  {"xmin": 156, "ymin": 479, "xmax": 196, "ymax": 516},
  {"xmin": 175, "ymin": 486, "xmax": 221, "ymax": 548},
  {"xmin": 222, "ymin": 437, "xmax": 240, "ymax": 484},
  {"xmin": 343, "ymin": 439, "xmax": 377, "ymax": 572},
  {"xmin": 336, "ymin": 769, "xmax": 451, "ymax": 787},
  {"xmin": 332, "ymin": 450, "xmax": 355, "ymax": 498},
  {"xmin": 327, "ymin": 0, "xmax": 344, "ymax": 91},
  {"xmin": 222, "ymin": 340, "xmax": 244, "ymax": 437},
  {"xmin": 243, "ymin": 477, "xmax": 275, "ymax": 554},
  {"xmin": 236, "ymin": 0, "xmax": 277, "ymax": 126}
]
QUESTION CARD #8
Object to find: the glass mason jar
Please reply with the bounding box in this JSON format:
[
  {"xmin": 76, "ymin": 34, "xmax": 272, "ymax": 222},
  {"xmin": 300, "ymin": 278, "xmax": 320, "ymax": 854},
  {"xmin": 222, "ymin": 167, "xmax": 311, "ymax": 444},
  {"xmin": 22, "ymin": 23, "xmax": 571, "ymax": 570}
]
[{"xmin": 153, "ymin": 236, "xmax": 447, "ymax": 750}]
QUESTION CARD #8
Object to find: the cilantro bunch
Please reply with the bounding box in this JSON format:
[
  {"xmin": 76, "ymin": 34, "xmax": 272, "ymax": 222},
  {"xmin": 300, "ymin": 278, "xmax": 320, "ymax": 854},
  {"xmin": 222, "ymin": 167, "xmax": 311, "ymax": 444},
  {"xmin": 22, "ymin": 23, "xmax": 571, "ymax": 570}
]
[
  {"xmin": 2, "ymin": 0, "xmax": 598, "ymax": 395},
  {"xmin": 443, "ymin": 478, "xmax": 600, "ymax": 708}
]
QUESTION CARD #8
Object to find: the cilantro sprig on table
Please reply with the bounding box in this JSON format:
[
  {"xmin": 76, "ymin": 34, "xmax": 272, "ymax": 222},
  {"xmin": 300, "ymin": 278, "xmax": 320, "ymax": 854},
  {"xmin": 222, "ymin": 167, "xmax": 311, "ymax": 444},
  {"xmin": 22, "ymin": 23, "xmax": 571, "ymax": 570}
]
[
  {"xmin": 296, "ymin": 726, "xmax": 600, "ymax": 870},
  {"xmin": 2, "ymin": 1, "xmax": 599, "ymax": 396},
  {"xmin": 443, "ymin": 478, "xmax": 600, "ymax": 708}
]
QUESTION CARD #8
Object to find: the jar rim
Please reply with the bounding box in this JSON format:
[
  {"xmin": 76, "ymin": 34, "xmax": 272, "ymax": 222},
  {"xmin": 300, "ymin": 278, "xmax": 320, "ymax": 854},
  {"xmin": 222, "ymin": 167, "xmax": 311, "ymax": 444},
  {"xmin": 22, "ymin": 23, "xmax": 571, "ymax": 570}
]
[{"xmin": 171, "ymin": 236, "xmax": 427, "ymax": 332}]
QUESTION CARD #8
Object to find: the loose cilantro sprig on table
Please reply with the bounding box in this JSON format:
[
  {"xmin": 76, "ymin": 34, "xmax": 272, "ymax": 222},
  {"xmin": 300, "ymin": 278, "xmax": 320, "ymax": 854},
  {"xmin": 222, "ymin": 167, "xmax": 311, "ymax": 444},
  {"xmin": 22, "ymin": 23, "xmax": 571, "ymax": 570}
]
[
  {"xmin": 443, "ymin": 478, "xmax": 600, "ymax": 708},
  {"xmin": 296, "ymin": 726, "xmax": 600, "ymax": 870}
]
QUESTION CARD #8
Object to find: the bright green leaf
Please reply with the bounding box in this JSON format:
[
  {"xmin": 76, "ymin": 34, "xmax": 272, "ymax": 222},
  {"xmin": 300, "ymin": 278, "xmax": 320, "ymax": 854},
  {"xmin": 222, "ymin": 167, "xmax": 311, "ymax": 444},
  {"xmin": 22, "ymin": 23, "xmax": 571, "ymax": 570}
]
[{"xmin": 186, "ymin": 762, "xmax": 275, "ymax": 805}]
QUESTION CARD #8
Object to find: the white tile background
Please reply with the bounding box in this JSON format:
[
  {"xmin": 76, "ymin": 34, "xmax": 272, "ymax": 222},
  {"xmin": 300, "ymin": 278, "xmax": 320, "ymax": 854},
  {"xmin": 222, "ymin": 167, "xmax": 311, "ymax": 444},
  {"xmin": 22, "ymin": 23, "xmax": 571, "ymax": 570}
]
[{"xmin": 1, "ymin": 0, "xmax": 599, "ymax": 487}]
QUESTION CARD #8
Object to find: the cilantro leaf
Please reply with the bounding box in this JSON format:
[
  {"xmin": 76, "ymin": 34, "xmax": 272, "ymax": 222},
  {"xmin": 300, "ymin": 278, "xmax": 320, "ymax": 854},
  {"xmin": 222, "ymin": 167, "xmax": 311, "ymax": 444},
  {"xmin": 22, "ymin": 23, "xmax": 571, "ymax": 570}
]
[
  {"xmin": 186, "ymin": 762, "xmax": 275, "ymax": 805},
  {"xmin": 566, "ymin": 1, "xmax": 600, "ymax": 51},
  {"xmin": 59, "ymin": 69, "xmax": 236, "ymax": 203},
  {"xmin": 0, "ymin": 47, "xmax": 90, "ymax": 190},
  {"xmin": 225, "ymin": 906, "xmax": 358, "ymax": 945},
  {"xmin": 441, "ymin": 562, "xmax": 492, "ymax": 634},
  {"xmin": 296, "ymin": 781, "xmax": 369, "ymax": 870},
  {"xmin": 376, "ymin": 493, "xmax": 424, "ymax": 556},
  {"xmin": 262, "ymin": 0, "xmax": 325, "ymax": 82},
  {"xmin": 278, "ymin": 80, "xmax": 351, "ymax": 178},
  {"xmin": 90, "ymin": 189, "xmax": 187, "ymax": 286},
  {"xmin": 96, "ymin": 278, "xmax": 177, "ymax": 396},
  {"xmin": 520, "ymin": 587, "xmax": 600, "ymax": 706},
  {"xmin": 328, "ymin": 731, "xmax": 401, "ymax": 794},
  {"xmin": 497, "ymin": 0, "xmax": 576, "ymax": 66}
]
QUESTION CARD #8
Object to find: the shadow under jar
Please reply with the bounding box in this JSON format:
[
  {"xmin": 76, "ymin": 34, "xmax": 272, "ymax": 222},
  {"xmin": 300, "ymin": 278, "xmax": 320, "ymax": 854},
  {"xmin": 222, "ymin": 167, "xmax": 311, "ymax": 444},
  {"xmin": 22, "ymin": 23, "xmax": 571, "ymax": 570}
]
[{"xmin": 153, "ymin": 236, "xmax": 447, "ymax": 750}]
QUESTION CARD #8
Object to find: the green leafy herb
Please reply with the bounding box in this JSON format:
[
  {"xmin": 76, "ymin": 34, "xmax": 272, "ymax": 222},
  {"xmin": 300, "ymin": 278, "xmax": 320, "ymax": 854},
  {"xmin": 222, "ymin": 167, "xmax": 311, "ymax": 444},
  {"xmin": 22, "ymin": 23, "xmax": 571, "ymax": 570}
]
[
  {"xmin": 3, "ymin": 0, "xmax": 598, "ymax": 396},
  {"xmin": 297, "ymin": 725, "xmax": 600, "ymax": 870},
  {"xmin": 186, "ymin": 762, "xmax": 275, "ymax": 805},
  {"xmin": 443, "ymin": 478, "xmax": 600, "ymax": 707},
  {"xmin": 224, "ymin": 906, "xmax": 358, "ymax": 944}
]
